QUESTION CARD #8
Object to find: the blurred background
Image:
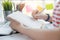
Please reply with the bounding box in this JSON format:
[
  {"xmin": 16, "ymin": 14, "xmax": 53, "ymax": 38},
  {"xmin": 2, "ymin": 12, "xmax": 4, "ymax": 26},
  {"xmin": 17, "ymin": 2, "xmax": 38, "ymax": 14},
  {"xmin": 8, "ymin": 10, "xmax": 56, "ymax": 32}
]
[{"xmin": 0, "ymin": 0, "xmax": 59, "ymax": 24}]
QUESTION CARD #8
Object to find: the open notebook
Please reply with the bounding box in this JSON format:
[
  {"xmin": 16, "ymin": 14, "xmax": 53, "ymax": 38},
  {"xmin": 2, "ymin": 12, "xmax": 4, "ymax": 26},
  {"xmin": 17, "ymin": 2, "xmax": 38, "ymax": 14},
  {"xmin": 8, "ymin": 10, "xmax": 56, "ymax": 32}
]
[{"xmin": 8, "ymin": 11, "xmax": 46, "ymax": 29}]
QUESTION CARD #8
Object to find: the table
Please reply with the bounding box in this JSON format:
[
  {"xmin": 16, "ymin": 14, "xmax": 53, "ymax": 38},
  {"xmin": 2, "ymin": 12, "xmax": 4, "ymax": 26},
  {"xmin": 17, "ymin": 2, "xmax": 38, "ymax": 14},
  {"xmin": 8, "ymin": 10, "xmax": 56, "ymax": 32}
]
[
  {"xmin": 0, "ymin": 22, "xmax": 32, "ymax": 40},
  {"xmin": 0, "ymin": 33, "xmax": 32, "ymax": 40},
  {"xmin": 0, "ymin": 22, "xmax": 13, "ymax": 35}
]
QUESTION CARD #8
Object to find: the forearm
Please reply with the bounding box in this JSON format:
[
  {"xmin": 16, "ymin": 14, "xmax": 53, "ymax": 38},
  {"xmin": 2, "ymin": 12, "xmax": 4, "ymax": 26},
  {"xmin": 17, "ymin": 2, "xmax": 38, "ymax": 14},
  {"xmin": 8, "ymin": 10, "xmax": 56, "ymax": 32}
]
[
  {"xmin": 10, "ymin": 20, "xmax": 41, "ymax": 40},
  {"xmin": 19, "ymin": 27, "xmax": 60, "ymax": 40},
  {"xmin": 18, "ymin": 27, "xmax": 42, "ymax": 40},
  {"xmin": 10, "ymin": 20, "xmax": 60, "ymax": 40}
]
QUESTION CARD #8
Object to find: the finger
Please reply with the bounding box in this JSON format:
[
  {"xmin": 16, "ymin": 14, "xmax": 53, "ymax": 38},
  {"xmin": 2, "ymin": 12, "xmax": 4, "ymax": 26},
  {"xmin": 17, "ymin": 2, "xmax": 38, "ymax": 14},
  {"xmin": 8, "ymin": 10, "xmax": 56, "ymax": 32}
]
[
  {"xmin": 33, "ymin": 10, "xmax": 39, "ymax": 14},
  {"xmin": 32, "ymin": 10, "xmax": 38, "ymax": 17}
]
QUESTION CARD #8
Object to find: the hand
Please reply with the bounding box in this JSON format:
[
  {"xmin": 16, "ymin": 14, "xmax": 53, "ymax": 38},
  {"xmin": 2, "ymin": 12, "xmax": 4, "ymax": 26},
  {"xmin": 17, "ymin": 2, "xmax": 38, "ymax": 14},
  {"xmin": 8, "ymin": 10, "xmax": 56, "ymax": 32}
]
[
  {"xmin": 16, "ymin": 2, "xmax": 25, "ymax": 11},
  {"xmin": 10, "ymin": 20, "xmax": 23, "ymax": 32},
  {"xmin": 32, "ymin": 9, "xmax": 39, "ymax": 19},
  {"xmin": 32, "ymin": 9, "xmax": 48, "ymax": 20},
  {"xmin": 19, "ymin": 3, "xmax": 25, "ymax": 11}
]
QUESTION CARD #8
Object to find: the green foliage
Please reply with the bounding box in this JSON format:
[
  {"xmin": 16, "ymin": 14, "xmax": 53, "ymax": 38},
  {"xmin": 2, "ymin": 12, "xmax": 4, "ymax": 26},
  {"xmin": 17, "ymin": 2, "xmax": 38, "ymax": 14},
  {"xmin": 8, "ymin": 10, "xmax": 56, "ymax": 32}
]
[{"xmin": 2, "ymin": 0, "xmax": 12, "ymax": 11}]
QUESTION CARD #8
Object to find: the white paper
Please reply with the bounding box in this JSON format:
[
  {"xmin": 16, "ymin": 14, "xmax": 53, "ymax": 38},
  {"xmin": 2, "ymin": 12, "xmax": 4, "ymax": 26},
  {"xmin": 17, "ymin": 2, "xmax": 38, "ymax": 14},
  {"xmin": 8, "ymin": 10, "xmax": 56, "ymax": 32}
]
[{"xmin": 8, "ymin": 11, "xmax": 46, "ymax": 29}]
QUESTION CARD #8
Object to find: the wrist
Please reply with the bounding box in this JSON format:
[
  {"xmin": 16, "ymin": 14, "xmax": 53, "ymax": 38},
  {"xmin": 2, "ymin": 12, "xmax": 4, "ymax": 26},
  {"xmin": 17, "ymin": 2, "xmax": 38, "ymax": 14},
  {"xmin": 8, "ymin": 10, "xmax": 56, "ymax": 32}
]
[
  {"xmin": 42, "ymin": 14, "xmax": 48, "ymax": 21},
  {"xmin": 45, "ymin": 14, "xmax": 50, "ymax": 21}
]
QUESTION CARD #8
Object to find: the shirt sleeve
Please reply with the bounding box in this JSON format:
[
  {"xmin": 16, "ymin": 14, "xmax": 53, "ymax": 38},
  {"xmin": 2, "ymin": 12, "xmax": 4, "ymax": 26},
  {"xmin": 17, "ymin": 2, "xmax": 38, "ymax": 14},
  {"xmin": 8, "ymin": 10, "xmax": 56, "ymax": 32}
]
[{"xmin": 53, "ymin": 1, "xmax": 60, "ymax": 27}]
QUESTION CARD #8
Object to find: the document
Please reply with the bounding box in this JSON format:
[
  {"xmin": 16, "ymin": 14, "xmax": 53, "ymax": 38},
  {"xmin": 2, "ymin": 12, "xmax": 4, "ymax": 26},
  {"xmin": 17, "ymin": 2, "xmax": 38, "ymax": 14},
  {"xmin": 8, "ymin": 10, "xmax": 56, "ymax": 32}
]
[{"xmin": 8, "ymin": 11, "xmax": 46, "ymax": 29}]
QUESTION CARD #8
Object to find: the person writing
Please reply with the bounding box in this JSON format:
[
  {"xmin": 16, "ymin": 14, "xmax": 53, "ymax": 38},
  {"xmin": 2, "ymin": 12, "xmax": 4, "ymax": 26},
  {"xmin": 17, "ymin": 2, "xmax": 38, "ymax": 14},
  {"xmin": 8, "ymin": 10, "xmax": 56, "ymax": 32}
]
[{"xmin": 9, "ymin": 2, "xmax": 60, "ymax": 40}]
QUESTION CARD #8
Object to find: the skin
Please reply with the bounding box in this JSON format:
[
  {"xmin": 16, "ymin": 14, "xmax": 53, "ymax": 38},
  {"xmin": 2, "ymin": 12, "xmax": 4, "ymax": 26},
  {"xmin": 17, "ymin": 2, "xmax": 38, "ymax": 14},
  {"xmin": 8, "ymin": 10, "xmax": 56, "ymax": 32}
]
[
  {"xmin": 8, "ymin": 3, "xmax": 60, "ymax": 40},
  {"xmin": 17, "ymin": 2, "xmax": 52, "ymax": 22},
  {"xmin": 19, "ymin": 3, "xmax": 25, "ymax": 11},
  {"xmin": 16, "ymin": 3, "xmax": 25, "ymax": 11},
  {"xmin": 32, "ymin": 9, "xmax": 52, "ymax": 22},
  {"xmin": 9, "ymin": 18, "xmax": 60, "ymax": 40}
]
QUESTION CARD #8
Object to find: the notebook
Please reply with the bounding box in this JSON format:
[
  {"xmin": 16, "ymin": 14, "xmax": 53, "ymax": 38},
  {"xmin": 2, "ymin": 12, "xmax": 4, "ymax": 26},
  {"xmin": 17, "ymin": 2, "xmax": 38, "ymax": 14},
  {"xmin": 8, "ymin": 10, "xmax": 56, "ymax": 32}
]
[{"xmin": 8, "ymin": 11, "xmax": 46, "ymax": 29}]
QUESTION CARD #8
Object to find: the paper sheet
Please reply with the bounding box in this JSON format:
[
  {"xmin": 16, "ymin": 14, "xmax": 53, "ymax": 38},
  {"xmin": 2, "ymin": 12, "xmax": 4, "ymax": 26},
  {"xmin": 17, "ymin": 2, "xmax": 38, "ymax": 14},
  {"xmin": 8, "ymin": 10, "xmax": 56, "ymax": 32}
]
[{"xmin": 8, "ymin": 11, "xmax": 46, "ymax": 29}]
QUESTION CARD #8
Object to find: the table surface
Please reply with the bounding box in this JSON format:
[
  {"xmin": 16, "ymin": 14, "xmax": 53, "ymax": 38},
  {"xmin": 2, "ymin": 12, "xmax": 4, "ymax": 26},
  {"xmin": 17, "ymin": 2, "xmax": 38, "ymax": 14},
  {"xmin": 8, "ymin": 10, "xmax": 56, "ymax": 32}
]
[
  {"xmin": 0, "ymin": 22, "xmax": 32, "ymax": 40},
  {"xmin": 0, "ymin": 21, "xmax": 54, "ymax": 40},
  {"xmin": 0, "ymin": 33, "xmax": 32, "ymax": 40}
]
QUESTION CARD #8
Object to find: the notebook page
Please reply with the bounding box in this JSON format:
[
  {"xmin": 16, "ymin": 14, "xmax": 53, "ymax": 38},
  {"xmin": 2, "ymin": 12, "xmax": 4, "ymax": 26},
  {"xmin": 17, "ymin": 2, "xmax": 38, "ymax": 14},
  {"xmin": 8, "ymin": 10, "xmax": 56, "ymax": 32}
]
[{"xmin": 8, "ymin": 11, "xmax": 45, "ymax": 29}]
